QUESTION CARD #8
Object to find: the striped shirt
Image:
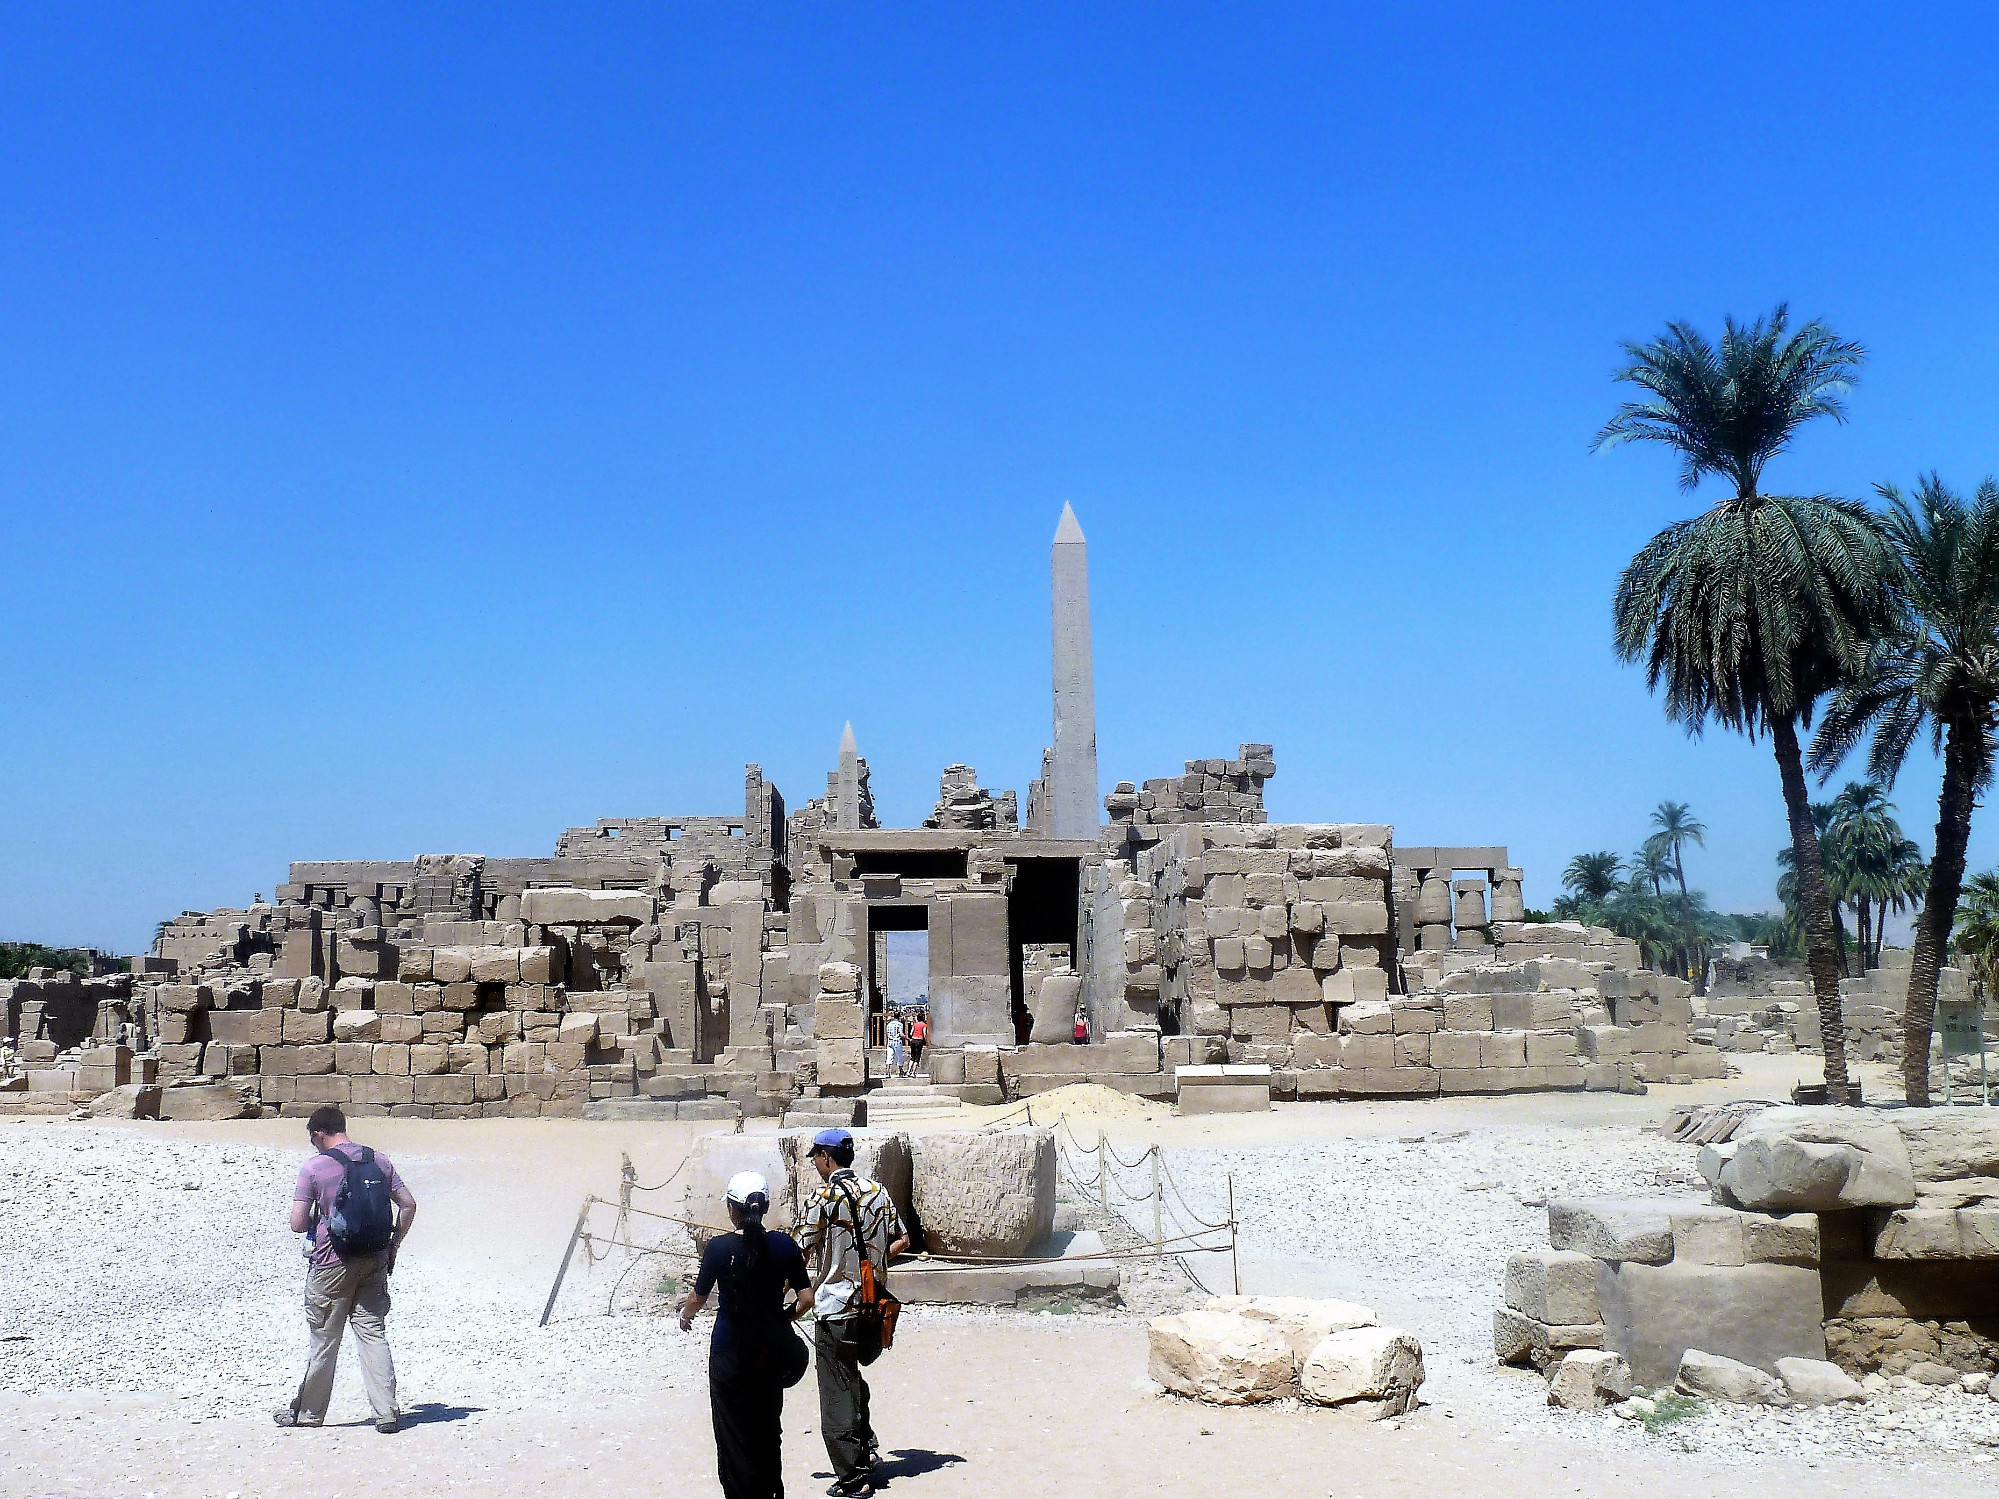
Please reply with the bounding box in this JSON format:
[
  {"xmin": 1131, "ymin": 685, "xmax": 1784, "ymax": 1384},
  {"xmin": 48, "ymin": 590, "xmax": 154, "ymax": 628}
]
[{"xmin": 796, "ymin": 1169, "xmax": 904, "ymax": 1319}]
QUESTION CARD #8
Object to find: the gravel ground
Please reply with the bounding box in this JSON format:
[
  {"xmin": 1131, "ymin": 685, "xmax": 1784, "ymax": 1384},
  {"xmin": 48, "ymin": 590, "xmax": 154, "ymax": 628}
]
[
  {"xmin": 1151, "ymin": 1119, "xmax": 1999, "ymax": 1471},
  {"xmin": 0, "ymin": 1123, "xmax": 705, "ymax": 1422}
]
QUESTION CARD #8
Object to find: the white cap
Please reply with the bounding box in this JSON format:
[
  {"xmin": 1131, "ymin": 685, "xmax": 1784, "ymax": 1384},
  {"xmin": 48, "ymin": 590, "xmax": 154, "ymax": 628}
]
[{"xmin": 726, "ymin": 1171, "xmax": 769, "ymax": 1206}]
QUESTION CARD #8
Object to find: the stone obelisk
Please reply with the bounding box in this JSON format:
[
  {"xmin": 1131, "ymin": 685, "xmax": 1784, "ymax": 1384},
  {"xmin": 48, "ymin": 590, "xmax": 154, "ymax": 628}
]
[
  {"xmin": 1050, "ymin": 504, "xmax": 1100, "ymax": 840},
  {"xmin": 837, "ymin": 722, "xmax": 862, "ymax": 831}
]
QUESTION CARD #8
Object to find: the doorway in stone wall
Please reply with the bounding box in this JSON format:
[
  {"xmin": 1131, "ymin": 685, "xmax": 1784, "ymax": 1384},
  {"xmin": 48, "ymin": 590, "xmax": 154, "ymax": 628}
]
[
  {"xmin": 1006, "ymin": 858, "xmax": 1081, "ymax": 1044},
  {"xmin": 866, "ymin": 903, "xmax": 928, "ymax": 1065}
]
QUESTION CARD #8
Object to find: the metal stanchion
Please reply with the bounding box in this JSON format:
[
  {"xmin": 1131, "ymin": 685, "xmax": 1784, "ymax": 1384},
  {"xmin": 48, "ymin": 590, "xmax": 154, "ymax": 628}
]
[{"xmin": 540, "ymin": 1198, "xmax": 594, "ymax": 1328}]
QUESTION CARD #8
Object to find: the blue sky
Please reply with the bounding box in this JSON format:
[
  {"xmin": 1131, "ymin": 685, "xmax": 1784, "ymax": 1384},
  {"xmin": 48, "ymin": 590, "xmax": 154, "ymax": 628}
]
[{"xmin": 4, "ymin": 5, "xmax": 1998, "ymax": 952}]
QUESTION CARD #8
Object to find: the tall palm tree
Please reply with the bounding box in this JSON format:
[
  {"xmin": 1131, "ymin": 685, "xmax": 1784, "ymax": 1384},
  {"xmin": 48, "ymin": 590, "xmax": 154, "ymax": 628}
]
[
  {"xmin": 1812, "ymin": 475, "xmax": 1999, "ymax": 1104},
  {"xmin": 1563, "ymin": 851, "xmax": 1625, "ymax": 903},
  {"xmin": 1646, "ymin": 800, "xmax": 1707, "ymax": 895},
  {"xmin": 1778, "ymin": 803, "xmax": 1857, "ymax": 975},
  {"xmin": 1828, "ymin": 781, "xmax": 1900, "ymax": 972},
  {"xmin": 1602, "ymin": 305, "xmax": 1895, "ymax": 1103}
]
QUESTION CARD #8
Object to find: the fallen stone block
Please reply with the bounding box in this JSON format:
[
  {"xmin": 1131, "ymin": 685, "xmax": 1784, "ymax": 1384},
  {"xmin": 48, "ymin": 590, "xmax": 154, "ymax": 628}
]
[
  {"xmin": 1204, "ymin": 1295, "xmax": 1375, "ymax": 1361},
  {"xmin": 1299, "ymin": 1326, "xmax": 1425, "ymax": 1417},
  {"xmin": 1719, "ymin": 1106, "xmax": 1916, "ymax": 1211},
  {"xmin": 1596, "ymin": 1259, "xmax": 1825, "ymax": 1388},
  {"xmin": 1675, "ymin": 1348, "xmax": 1784, "ymax": 1404},
  {"xmin": 1504, "ymin": 1249, "xmax": 1600, "ymax": 1325},
  {"xmin": 1493, "ymin": 1307, "xmax": 1604, "ymax": 1370},
  {"xmin": 1148, "ymin": 1310, "xmax": 1297, "ymax": 1403},
  {"xmin": 910, "ymin": 1127, "xmax": 1055, "ymax": 1257},
  {"xmin": 1776, "ymin": 1356, "xmax": 1867, "ymax": 1406},
  {"xmin": 1548, "ymin": 1349, "xmax": 1634, "ymax": 1410},
  {"xmin": 86, "ymin": 1083, "xmax": 162, "ymax": 1119},
  {"xmin": 157, "ymin": 1082, "xmax": 258, "ymax": 1121}
]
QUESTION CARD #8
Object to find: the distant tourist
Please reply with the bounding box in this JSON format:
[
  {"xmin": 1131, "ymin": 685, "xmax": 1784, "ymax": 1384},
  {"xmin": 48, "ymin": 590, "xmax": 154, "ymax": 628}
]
[
  {"xmin": 908, "ymin": 1012, "xmax": 927, "ymax": 1069},
  {"xmin": 680, "ymin": 1172, "xmax": 813, "ymax": 1499},
  {"xmin": 276, "ymin": 1106, "xmax": 417, "ymax": 1432},
  {"xmin": 884, "ymin": 1013, "xmax": 907, "ymax": 1076},
  {"xmin": 798, "ymin": 1129, "xmax": 909, "ymax": 1498},
  {"xmin": 1073, "ymin": 1013, "xmax": 1089, "ymax": 1044}
]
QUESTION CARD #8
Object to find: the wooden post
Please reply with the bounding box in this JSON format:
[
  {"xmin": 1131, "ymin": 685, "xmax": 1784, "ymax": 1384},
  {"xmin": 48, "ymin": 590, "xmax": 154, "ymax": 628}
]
[
  {"xmin": 1227, "ymin": 1173, "xmax": 1240, "ymax": 1295},
  {"xmin": 539, "ymin": 1198, "xmax": 594, "ymax": 1328},
  {"xmin": 1097, "ymin": 1130, "xmax": 1109, "ymax": 1214},
  {"xmin": 1151, "ymin": 1146, "xmax": 1162, "ymax": 1249}
]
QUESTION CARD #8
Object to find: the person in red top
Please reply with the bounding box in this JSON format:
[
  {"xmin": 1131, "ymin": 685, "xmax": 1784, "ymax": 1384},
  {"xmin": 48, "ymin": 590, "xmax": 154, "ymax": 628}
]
[
  {"xmin": 1072, "ymin": 1013, "xmax": 1089, "ymax": 1044},
  {"xmin": 276, "ymin": 1106, "xmax": 418, "ymax": 1433},
  {"xmin": 909, "ymin": 1013, "xmax": 928, "ymax": 1068}
]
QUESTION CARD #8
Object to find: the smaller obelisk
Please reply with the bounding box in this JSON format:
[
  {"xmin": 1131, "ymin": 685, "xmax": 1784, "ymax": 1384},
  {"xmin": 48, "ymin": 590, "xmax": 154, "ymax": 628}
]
[
  {"xmin": 1050, "ymin": 504, "xmax": 1100, "ymax": 840},
  {"xmin": 837, "ymin": 722, "xmax": 862, "ymax": 832}
]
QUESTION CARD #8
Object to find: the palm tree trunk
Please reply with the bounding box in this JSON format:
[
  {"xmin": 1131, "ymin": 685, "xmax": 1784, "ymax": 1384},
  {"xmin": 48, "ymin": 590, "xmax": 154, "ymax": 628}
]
[
  {"xmin": 1772, "ymin": 717, "xmax": 1855, "ymax": 1100},
  {"xmin": 1857, "ymin": 893, "xmax": 1872, "ymax": 972},
  {"xmin": 1904, "ymin": 719, "xmax": 1979, "ymax": 1108},
  {"xmin": 1675, "ymin": 845, "xmax": 1688, "ymax": 897}
]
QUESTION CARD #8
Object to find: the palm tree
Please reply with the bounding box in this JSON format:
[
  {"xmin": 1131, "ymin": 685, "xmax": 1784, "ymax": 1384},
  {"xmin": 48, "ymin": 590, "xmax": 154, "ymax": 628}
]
[
  {"xmin": 1629, "ymin": 844, "xmax": 1676, "ymax": 897},
  {"xmin": 1646, "ymin": 801, "xmax": 1707, "ymax": 895},
  {"xmin": 1951, "ymin": 869, "xmax": 1999, "ymax": 997},
  {"xmin": 1602, "ymin": 305, "xmax": 1895, "ymax": 1103},
  {"xmin": 1812, "ymin": 475, "xmax": 1999, "ymax": 1104},
  {"xmin": 1778, "ymin": 803, "xmax": 1856, "ymax": 975},
  {"xmin": 1828, "ymin": 781, "xmax": 1900, "ymax": 972},
  {"xmin": 1563, "ymin": 852, "xmax": 1625, "ymax": 903}
]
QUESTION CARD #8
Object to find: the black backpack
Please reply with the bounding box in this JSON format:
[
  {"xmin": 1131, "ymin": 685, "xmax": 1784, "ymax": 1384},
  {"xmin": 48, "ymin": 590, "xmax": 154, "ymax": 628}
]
[{"xmin": 323, "ymin": 1146, "xmax": 396, "ymax": 1258}]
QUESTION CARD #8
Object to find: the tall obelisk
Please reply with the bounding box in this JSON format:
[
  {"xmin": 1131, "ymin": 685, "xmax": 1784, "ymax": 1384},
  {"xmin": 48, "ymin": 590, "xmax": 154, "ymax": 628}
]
[
  {"xmin": 837, "ymin": 722, "xmax": 862, "ymax": 831},
  {"xmin": 1050, "ymin": 504, "xmax": 1100, "ymax": 840}
]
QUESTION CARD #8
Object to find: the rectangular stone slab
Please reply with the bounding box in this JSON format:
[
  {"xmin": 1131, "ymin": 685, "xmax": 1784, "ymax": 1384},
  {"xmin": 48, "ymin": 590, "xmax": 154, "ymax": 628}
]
[{"xmin": 1595, "ymin": 1259, "xmax": 1825, "ymax": 1387}]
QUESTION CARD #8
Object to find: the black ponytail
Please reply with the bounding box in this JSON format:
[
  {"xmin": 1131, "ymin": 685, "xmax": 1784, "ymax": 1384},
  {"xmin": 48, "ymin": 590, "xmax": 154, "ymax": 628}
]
[{"xmin": 738, "ymin": 1192, "xmax": 769, "ymax": 1275}]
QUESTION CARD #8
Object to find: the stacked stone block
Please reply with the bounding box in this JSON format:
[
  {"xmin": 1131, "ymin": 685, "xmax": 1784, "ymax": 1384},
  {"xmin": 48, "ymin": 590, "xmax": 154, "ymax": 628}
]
[{"xmin": 1104, "ymin": 743, "xmax": 1274, "ymax": 831}]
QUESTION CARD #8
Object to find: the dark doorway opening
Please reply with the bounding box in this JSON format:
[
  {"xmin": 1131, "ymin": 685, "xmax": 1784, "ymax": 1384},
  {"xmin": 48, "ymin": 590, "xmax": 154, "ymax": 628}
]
[
  {"xmin": 854, "ymin": 850, "xmax": 968, "ymax": 880},
  {"xmin": 866, "ymin": 904, "xmax": 929, "ymax": 1051},
  {"xmin": 1006, "ymin": 858, "xmax": 1081, "ymax": 1044}
]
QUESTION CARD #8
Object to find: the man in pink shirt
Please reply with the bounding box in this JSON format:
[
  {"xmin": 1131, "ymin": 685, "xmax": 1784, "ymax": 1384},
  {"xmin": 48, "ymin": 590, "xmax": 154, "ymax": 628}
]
[{"xmin": 276, "ymin": 1106, "xmax": 418, "ymax": 1432}]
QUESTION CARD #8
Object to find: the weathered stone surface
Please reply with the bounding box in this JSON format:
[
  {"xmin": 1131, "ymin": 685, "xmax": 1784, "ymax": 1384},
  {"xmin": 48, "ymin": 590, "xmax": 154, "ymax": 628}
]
[
  {"xmin": 909, "ymin": 1127, "xmax": 1055, "ymax": 1257},
  {"xmin": 1775, "ymin": 1356, "xmax": 1867, "ymax": 1406},
  {"xmin": 1029, "ymin": 973, "xmax": 1082, "ymax": 1044},
  {"xmin": 1596, "ymin": 1260, "xmax": 1825, "ymax": 1387},
  {"xmin": 1548, "ymin": 1199, "xmax": 1674, "ymax": 1264},
  {"xmin": 1719, "ymin": 1106, "xmax": 1916, "ymax": 1211},
  {"xmin": 1148, "ymin": 1311, "xmax": 1297, "ymax": 1404},
  {"xmin": 518, "ymin": 888, "xmax": 654, "ymax": 926},
  {"xmin": 1675, "ymin": 1348, "xmax": 1784, "ymax": 1404},
  {"xmin": 679, "ymin": 1135, "xmax": 796, "ymax": 1245},
  {"xmin": 157, "ymin": 1082, "xmax": 258, "ymax": 1121},
  {"xmin": 1892, "ymin": 1111, "xmax": 1999, "ymax": 1183},
  {"xmin": 1299, "ymin": 1326, "xmax": 1425, "ymax": 1417},
  {"xmin": 1548, "ymin": 1349, "xmax": 1633, "ymax": 1410},
  {"xmin": 1742, "ymin": 1211, "xmax": 1820, "ymax": 1266},
  {"xmin": 1493, "ymin": 1307, "xmax": 1603, "ymax": 1370},
  {"xmin": 86, "ymin": 1083, "xmax": 162, "ymax": 1119},
  {"xmin": 1504, "ymin": 1250, "xmax": 1600, "ymax": 1325},
  {"xmin": 1205, "ymin": 1295, "xmax": 1375, "ymax": 1362},
  {"xmin": 1670, "ymin": 1207, "xmax": 1746, "ymax": 1266}
]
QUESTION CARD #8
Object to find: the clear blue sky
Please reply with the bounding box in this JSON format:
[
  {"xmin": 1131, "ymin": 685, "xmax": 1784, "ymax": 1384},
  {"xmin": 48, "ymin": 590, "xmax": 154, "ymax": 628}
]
[{"xmin": 5, "ymin": 5, "xmax": 1998, "ymax": 954}]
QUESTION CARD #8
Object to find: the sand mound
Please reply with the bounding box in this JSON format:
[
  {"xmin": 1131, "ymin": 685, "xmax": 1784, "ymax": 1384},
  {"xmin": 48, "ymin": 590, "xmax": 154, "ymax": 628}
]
[{"xmin": 1011, "ymin": 1082, "xmax": 1169, "ymax": 1127}]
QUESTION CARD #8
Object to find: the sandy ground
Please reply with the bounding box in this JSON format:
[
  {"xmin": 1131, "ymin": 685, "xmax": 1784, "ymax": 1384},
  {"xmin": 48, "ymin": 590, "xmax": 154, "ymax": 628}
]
[{"xmin": 4, "ymin": 1054, "xmax": 1994, "ymax": 1499}]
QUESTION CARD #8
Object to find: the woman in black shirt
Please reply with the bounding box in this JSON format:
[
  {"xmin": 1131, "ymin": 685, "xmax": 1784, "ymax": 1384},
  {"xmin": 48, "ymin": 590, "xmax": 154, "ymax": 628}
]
[{"xmin": 679, "ymin": 1171, "xmax": 814, "ymax": 1499}]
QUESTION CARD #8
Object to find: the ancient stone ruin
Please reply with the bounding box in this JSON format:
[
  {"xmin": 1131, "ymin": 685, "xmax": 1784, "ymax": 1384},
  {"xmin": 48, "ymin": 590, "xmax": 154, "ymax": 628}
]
[{"xmin": 1, "ymin": 508, "xmax": 1760, "ymax": 1120}]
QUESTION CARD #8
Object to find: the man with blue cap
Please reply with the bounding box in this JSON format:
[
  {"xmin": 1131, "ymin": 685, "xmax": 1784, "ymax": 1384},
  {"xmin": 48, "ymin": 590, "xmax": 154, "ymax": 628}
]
[{"xmin": 796, "ymin": 1128, "xmax": 908, "ymax": 1498}]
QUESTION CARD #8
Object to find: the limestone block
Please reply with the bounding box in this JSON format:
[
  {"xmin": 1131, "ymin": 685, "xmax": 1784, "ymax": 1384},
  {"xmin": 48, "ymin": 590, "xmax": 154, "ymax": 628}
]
[
  {"xmin": 557, "ymin": 1012, "xmax": 600, "ymax": 1045},
  {"xmin": 813, "ymin": 1000, "xmax": 865, "ymax": 1040},
  {"xmin": 1579, "ymin": 1025, "xmax": 1631, "ymax": 1060},
  {"xmin": 964, "ymin": 1045, "xmax": 1000, "ymax": 1085},
  {"xmin": 1893, "ymin": 1111, "xmax": 1999, "ymax": 1182},
  {"xmin": 431, "ymin": 948, "xmax": 474, "ymax": 983},
  {"xmin": 351, "ymin": 1075, "xmax": 415, "ymax": 1106},
  {"xmin": 1337, "ymin": 1001, "xmax": 1393, "ymax": 1036},
  {"xmin": 1213, "ymin": 937, "xmax": 1245, "ymax": 970},
  {"xmin": 1548, "ymin": 1199, "xmax": 1674, "ymax": 1264},
  {"xmin": 1271, "ymin": 966, "xmax": 1324, "ymax": 1006},
  {"xmin": 1504, "ymin": 1249, "xmax": 1599, "ymax": 1325},
  {"xmin": 408, "ymin": 1043, "xmax": 450, "ymax": 1076},
  {"xmin": 1322, "ymin": 968, "xmax": 1389, "ymax": 1005},
  {"xmin": 1525, "ymin": 1031, "xmax": 1577, "ymax": 1065},
  {"xmin": 1106, "ymin": 1030, "xmax": 1161, "ymax": 1073},
  {"xmin": 1720, "ymin": 1107, "xmax": 1917, "ymax": 1211},
  {"xmin": 412, "ymin": 1074, "xmax": 476, "ymax": 1106},
  {"xmin": 1670, "ymin": 1207, "xmax": 1746, "ymax": 1266},
  {"xmin": 208, "ymin": 1009, "xmax": 283, "ymax": 1047},
  {"xmin": 817, "ymin": 961, "xmax": 861, "ymax": 994},
  {"xmin": 1675, "ymin": 1348, "xmax": 1784, "ymax": 1405},
  {"xmin": 1290, "ymin": 902, "xmax": 1324, "ymax": 935},
  {"xmin": 1429, "ymin": 1032, "xmax": 1482, "ymax": 1069},
  {"xmin": 1242, "ymin": 937, "xmax": 1273, "ymax": 970},
  {"xmin": 445, "ymin": 1043, "xmax": 487, "ymax": 1075},
  {"xmin": 156, "ymin": 1083, "xmax": 257, "ymax": 1121},
  {"xmin": 818, "ymin": 1038, "xmax": 866, "ymax": 1087},
  {"xmin": 910, "ymin": 1127, "xmax": 1055, "ymax": 1257},
  {"xmin": 1481, "ymin": 1031, "xmax": 1528, "ymax": 1068},
  {"xmin": 1776, "ymin": 1356, "xmax": 1867, "ymax": 1406},
  {"xmin": 1444, "ymin": 996, "xmax": 1493, "ymax": 1032},
  {"xmin": 1321, "ymin": 902, "xmax": 1390, "ymax": 936},
  {"xmin": 1548, "ymin": 1350, "xmax": 1633, "ymax": 1410},
  {"xmin": 1742, "ymin": 1212, "xmax": 1819, "ymax": 1266},
  {"xmin": 470, "ymin": 948, "xmax": 520, "ymax": 983},
  {"xmin": 1203, "ymin": 1295, "xmax": 1376, "ymax": 1362},
  {"xmin": 1299, "ymin": 1327, "xmax": 1424, "ymax": 1417},
  {"xmin": 332, "ymin": 1010, "xmax": 382, "ymax": 1043},
  {"xmin": 1597, "ymin": 1260, "xmax": 1826, "ymax": 1387},
  {"xmin": 1230, "ymin": 1004, "xmax": 1290, "ymax": 1041},
  {"xmin": 1389, "ymin": 1003, "xmax": 1439, "ymax": 1034},
  {"xmin": 371, "ymin": 1043, "xmax": 410, "ymax": 1076},
  {"xmin": 332, "ymin": 1041, "xmax": 374, "ymax": 1074},
  {"xmin": 1148, "ymin": 1311, "xmax": 1297, "ymax": 1404},
  {"xmin": 519, "ymin": 888, "xmax": 654, "ymax": 926},
  {"xmin": 1493, "ymin": 1307, "xmax": 1605, "ymax": 1369},
  {"xmin": 1030, "ymin": 973, "xmax": 1082, "ymax": 1044}
]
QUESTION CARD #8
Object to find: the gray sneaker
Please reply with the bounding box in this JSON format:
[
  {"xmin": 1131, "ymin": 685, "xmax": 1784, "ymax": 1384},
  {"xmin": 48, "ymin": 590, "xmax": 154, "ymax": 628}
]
[{"xmin": 376, "ymin": 1413, "xmax": 401, "ymax": 1434}]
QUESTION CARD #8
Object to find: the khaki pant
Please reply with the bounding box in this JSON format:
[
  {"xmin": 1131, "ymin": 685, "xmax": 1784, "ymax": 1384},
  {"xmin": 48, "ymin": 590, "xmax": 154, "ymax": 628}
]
[{"xmin": 292, "ymin": 1255, "xmax": 398, "ymax": 1423}]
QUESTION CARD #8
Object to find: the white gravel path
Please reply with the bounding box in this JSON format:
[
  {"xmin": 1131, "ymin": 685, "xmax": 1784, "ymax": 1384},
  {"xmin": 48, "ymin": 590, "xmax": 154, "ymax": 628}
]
[
  {"xmin": 0, "ymin": 1124, "xmax": 704, "ymax": 1422},
  {"xmin": 1151, "ymin": 1120, "xmax": 1999, "ymax": 1472}
]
